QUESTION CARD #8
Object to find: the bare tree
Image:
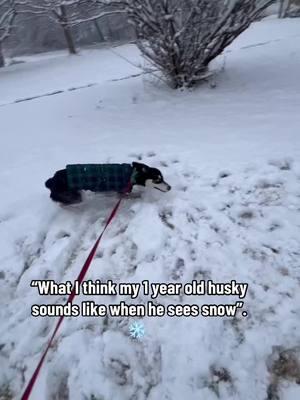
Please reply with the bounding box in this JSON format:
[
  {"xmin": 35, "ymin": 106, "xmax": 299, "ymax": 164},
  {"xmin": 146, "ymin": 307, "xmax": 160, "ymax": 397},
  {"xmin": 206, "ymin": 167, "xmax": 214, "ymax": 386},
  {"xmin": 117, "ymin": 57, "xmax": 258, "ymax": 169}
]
[
  {"xmin": 0, "ymin": 0, "xmax": 17, "ymax": 66},
  {"xmin": 126, "ymin": 0, "xmax": 276, "ymax": 88},
  {"xmin": 23, "ymin": 0, "xmax": 125, "ymax": 54}
]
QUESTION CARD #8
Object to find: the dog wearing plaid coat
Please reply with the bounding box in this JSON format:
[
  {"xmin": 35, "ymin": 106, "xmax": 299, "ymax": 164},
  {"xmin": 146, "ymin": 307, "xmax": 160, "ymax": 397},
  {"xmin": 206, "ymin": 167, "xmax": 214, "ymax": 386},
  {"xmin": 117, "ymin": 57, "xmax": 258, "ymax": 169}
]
[{"xmin": 45, "ymin": 162, "xmax": 171, "ymax": 205}]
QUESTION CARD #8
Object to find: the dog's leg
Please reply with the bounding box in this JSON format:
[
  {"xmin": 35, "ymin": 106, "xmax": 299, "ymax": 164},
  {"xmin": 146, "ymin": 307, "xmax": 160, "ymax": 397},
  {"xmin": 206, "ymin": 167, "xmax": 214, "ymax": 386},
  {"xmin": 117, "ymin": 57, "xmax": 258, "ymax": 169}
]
[{"xmin": 50, "ymin": 190, "xmax": 82, "ymax": 205}]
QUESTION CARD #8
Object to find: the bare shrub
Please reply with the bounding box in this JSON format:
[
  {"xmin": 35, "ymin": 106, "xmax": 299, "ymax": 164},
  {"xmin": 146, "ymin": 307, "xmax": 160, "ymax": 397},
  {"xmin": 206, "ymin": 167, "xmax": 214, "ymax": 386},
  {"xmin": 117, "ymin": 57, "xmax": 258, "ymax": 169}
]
[{"xmin": 126, "ymin": 0, "xmax": 275, "ymax": 88}]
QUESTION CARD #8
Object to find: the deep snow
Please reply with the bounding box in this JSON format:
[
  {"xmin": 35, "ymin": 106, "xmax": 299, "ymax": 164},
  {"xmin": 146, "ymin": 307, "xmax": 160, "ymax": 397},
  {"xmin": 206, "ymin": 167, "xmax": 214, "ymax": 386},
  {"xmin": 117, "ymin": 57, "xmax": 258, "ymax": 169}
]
[{"xmin": 0, "ymin": 16, "xmax": 300, "ymax": 400}]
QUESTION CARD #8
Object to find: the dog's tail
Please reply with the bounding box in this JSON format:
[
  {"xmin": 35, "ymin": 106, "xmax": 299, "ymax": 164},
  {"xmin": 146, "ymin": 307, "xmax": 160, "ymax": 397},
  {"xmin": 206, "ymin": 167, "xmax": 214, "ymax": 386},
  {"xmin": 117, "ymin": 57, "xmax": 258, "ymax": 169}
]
[{"xmin": 45, "ymin": 178, "xmax": 53, "ymax": 190}]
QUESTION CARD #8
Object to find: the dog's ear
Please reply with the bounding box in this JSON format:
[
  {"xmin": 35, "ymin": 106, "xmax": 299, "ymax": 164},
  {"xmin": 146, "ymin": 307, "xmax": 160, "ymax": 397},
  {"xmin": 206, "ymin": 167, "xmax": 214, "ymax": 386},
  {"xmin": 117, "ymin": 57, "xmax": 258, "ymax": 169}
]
[{"xmin": 132, "ymin": 162, "xmax": 148, "ymax": 172}]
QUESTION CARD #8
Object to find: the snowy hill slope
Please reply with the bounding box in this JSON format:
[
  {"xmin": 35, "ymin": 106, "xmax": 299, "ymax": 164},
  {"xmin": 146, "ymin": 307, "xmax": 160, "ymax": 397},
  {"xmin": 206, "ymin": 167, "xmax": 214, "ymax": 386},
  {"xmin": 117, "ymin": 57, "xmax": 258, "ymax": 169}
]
[{"xmin": 0, "ymin": 16, "xmax": 300, "ymax": 400}]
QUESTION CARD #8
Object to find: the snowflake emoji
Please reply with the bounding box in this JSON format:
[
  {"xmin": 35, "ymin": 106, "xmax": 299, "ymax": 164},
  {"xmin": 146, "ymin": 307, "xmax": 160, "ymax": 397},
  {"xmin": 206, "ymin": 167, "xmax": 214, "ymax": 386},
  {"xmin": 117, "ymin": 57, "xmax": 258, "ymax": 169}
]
[{"xmin": 129, "ymin": 321, "xmax": 145, "ymax": 340}]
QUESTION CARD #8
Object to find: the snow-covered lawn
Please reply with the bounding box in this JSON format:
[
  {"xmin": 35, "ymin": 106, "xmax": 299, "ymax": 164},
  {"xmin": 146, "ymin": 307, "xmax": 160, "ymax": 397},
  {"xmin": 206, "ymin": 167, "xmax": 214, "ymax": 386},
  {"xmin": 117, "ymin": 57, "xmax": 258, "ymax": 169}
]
[{"xmin": 0, "ymin": 16, "xmax": 300, "ymax": 400}]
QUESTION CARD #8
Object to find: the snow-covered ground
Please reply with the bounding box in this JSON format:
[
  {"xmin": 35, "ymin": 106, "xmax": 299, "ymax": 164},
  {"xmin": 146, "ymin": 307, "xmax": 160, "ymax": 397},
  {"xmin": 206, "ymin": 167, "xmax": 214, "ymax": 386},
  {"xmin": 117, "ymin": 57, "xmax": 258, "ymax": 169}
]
[{"xmin": 0, "ymin": 16, "xmax": 300, "ymax": 400}]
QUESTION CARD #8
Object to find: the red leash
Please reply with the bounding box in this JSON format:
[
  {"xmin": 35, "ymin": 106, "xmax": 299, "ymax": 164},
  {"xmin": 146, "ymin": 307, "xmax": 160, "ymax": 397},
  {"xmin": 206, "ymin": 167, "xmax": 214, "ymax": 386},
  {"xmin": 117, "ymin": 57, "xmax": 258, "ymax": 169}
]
[{"xmin": 21, "ymin": 186, "xmax": 131, "ymax": 400}]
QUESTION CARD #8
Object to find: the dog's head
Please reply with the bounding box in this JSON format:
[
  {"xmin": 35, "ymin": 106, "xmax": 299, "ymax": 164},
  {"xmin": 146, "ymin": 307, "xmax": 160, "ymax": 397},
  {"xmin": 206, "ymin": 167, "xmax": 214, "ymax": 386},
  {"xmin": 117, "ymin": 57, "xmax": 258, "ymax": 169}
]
[{"xmin": 132, "ymin": 162, "xmax": 171, "ymax": 192}]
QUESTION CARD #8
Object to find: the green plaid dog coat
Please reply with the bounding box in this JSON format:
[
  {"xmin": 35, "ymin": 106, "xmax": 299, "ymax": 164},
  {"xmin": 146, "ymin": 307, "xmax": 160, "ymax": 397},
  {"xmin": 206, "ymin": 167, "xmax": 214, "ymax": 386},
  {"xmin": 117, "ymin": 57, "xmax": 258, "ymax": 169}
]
[{"xmin": 66, "ymin": 164, "xmax": 133, "ymax": 192}]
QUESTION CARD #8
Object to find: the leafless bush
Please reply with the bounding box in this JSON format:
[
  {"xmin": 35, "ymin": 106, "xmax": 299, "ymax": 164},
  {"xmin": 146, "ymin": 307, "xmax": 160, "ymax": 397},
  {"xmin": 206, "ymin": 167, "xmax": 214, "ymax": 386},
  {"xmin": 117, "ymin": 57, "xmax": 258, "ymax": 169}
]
[{"xmin": 126, "ymin": 0, "xmax": 276, "ymax": 88}]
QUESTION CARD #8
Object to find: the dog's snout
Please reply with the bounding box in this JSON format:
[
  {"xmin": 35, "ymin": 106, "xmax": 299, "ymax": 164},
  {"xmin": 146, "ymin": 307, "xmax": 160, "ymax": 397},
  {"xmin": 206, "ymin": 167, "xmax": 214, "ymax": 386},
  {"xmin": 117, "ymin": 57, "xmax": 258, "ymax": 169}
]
[{"xmin": 156, "ymin": 181, "xmax": 171, "ymax": 192}]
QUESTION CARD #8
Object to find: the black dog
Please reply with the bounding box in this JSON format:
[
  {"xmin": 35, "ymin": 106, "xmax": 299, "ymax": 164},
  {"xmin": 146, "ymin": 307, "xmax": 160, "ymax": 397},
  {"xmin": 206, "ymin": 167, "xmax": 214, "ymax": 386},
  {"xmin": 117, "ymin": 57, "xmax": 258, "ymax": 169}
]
[{"xmin": 45, "ymin": 162, "xmax": 171, "ymax": 205}]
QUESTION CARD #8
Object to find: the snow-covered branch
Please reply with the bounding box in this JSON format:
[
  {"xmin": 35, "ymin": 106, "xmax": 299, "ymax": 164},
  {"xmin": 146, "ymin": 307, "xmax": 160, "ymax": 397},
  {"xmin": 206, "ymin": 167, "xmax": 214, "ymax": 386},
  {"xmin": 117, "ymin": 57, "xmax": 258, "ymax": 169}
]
[
  {"xmin": 0, "ymin": 0, "xmax": 17, "ymax": 43},
  {"xmin": 15, "ymin": 0, "xmax": 126, "ymax": 55},
  {"xmin": 21, "ymin": 0, "xmax": 126, "ymax": 26}
]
